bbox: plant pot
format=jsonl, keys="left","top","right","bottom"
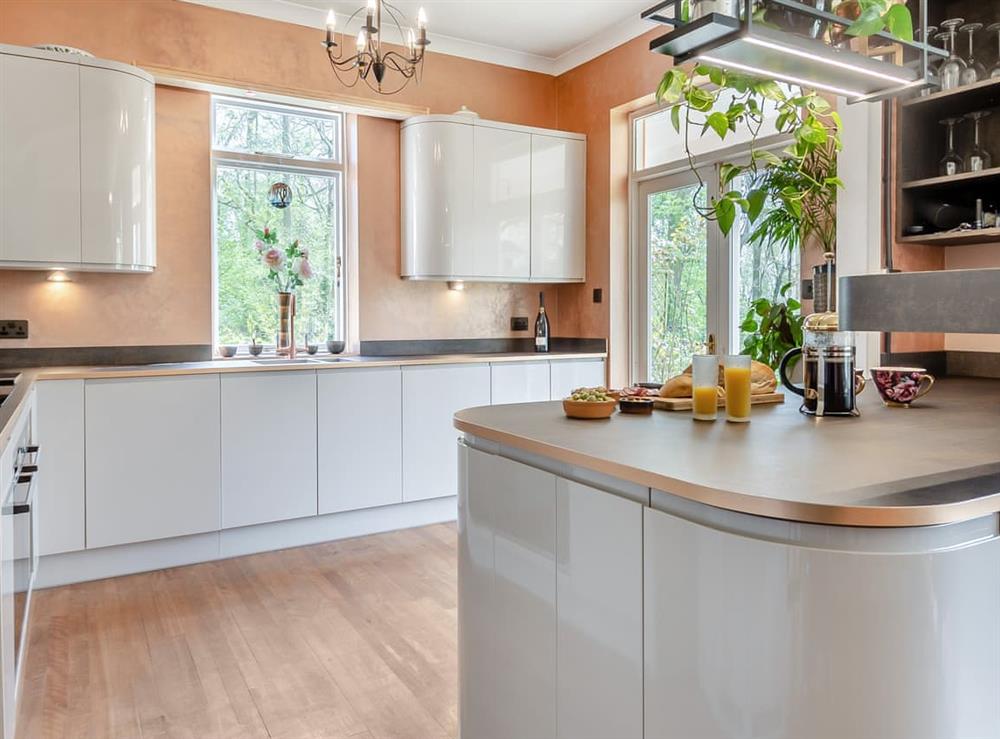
{"left": 248, "top": 343, "right": 264, "bottom": 357}
{"left": 762, "top": 0, "right": 829, "bottom": 39}
{"left": 830, "top": 0, "right": 860, "bottom": 46}
{"left": 276, "top": 291, "right": 296, "bottom": 358}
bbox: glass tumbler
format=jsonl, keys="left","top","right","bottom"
{"left": 724, "top": 355, "right": 752, "bottom": 423}
{"left": 691, "top": 354, "right": 719, "bottom": 421}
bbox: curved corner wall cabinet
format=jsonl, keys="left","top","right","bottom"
{"left": 401, "top": 115, "right": 585, "bottom": 283}
{"left": 0, "top": 44, "right": 155, "bottom": 273}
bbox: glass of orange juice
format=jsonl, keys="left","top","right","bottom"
{"left": 691, "top": 355, "right": 719, "bottom": 421}
{"left": 724, "top": 355, "right": 752, "bottom": 423}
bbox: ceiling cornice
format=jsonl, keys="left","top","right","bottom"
{"left": 179, "top": 0, "right": 651, "bottom": 76}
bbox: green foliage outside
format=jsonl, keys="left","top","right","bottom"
{"left": 214, "top": 102, "right": 342, "bottom": 346}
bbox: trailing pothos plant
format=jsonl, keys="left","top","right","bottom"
{"left": 844, "top": 0, "right": 914, "bottom": 41}
{"left": 655, "top": 64, "right": 844, "bottom": 239}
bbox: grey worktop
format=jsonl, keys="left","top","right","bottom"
{"left": 0, "top": 351, "right": 605, "bottom": 453}
{"left": 454, "top": 378, "right": 1000, "bottom": 527}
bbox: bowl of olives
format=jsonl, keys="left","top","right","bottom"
{"left": 563, "top": 387, "right": 617, "bottom": 419}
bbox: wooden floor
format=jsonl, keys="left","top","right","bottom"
{"left": 17, "top": 524, "right": 458, "bottom": 739}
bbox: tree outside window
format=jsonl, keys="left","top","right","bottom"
{"left": 212, "top": 98, "right": 344, "bottom": 347}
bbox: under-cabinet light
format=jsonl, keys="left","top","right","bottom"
{"left": 46, "top": 269, "right": 72, "bottom": 283}
{"left": 447, "top": 280, "right": 465, "bottom": 291}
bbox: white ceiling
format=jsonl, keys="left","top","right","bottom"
{"left": 182, "top": 0, "right": 657, "bottom": 75}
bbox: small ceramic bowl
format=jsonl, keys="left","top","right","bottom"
{"left": 870, "top": 367, "right": 935, "bottom": 407}
{"left": 306, "top": 344, "right": 319, "bottom": 355}
{"left": 327, "top": 340, "right": 345, "bottom": 355}
{"left": 563, "top": 398, "right": 616, "bottom": 419}
{"left": 619, "top": 397, "right": 654, "bottom": 415}
{"left": 248, "top": 343, "right": 264, "bottom": 357}
{"left": 218, "top": 345, "right": 238, "bottom": 358}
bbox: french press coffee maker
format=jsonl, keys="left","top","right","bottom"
{"left": 778, "top": 253, "right": 865, "bottom": 417}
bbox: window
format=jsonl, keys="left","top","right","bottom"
{"left": 630, "top": 105, "right": 796, "bottom": 383}
{"left": 212, "top": 97, "right": 345, "bottom": 347}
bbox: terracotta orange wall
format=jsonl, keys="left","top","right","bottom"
{"left": 0, "top": 0, "right": 561, "bottom": 347}
{"left": 554, "top": 30, "right": 672, "bottom": 343}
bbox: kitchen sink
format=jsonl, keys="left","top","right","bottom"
{"left": 250, "top": 358, "right": 323, "bottom": 365}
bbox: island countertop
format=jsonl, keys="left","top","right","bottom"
{"left": 454, "top": 377, "right": 1000, "bottom": 527}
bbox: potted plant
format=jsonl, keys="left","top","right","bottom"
{"left": 740, "top": 282, "right": 805, "bottom": 368}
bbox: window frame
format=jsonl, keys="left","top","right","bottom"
{"left": 210, "top": 95, "right": 348, "bottom": 350}
{"left": 627, "top": 102, "right": 793, "bottom": 384}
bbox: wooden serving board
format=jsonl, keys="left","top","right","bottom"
{"left": 652, "top": 392, "right": 785, "bottom": 411}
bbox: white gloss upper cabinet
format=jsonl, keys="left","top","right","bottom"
{"left": 85, "top": 375, "right": 222, "bottom": 549}
{"left": 402, "top": 363, "right": 491, "bottom": 502}
{"left": 0, "top": 51, "right": 81, "bottom": 264}
{"left": 471, "top": 124, "right": 531, "bottom": 280}
{"left": 401, "top": 117, "right": 474, "bottom": 279}
{"left": 401, "top": 114, "right": 585, "bottom": 283}
{"left": 222, "top": 371, "right": 318, "bottom": 529}
{"left": 532, "top": 134, "right": 586, "bottom": 281}
{"left": 0, "top": 45, "right": 154, "bottom": 271}
{"left": 318, "top": 366, "right": 402, "bottom": 514}
{"left": 80, "top": 64, "right": 155, "bottom": 269}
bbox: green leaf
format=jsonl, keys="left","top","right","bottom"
{"left": 706, "top": 111, "right": 730, "bottom": 138}
{"left": 670, "top": 103, "right": 682, "bottom": 133}
{"left": 715, "top": 198, "right": 737, "bottom": 236}
{"left": 656, "top": 69, "right": 686, "bottom": 104}
{"left": 884, "top": 4, "right": 913, "bottom": 41}
{"left": 752, "top": 149, "right": 782, "bottom": 167}
{"left": 747, "top": 188, "right": 767, "bottom": 223}
{"left": 752, "top": 80, "right": 784, "bottom": 101}
{"left": 741, "top": 318, "right": 758, "bottom": 332}
{"left": 708, "top": 67, "right": 726, "bottom": 87}
{"left": 846, "top": 5, "right": 885, "bottom": 37}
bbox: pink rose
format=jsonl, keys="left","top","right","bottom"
{"left": 253, "top": 239, "right": 265, "bottom": 252}
{"left": 262, "top": 248, "right": 285, "bottom": 271}
{"left": 294, "top": 257, "right": 314, "bottom": 280}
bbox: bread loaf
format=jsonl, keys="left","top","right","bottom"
{"left": 658, "top": 359, "right": 777, "bottom": 397}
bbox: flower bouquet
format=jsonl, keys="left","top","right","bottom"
{"left": 253, "top": 226, "right": 314, "bottom": 356}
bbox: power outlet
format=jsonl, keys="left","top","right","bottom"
{"left": 511, "top": 316, "right": 529, "bottom": 331}
{"left": 0, "top": 320, "right": 28, "bottom": 339}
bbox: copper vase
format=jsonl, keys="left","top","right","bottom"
{"left": 277, "top": 291, "right": 296, "bottom": 358}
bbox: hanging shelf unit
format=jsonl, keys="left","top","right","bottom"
{"left": 642, "top": 0, "right": 947, "bottom": 103}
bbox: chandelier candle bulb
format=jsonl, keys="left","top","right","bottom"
{"left": 418, "top": 7, "right": 427, "bottom": 29}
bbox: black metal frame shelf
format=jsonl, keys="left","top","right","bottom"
{"left": 643, "top": 0, "right": 946, "bottom": 102}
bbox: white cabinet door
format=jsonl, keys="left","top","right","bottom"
{"left": 35, "top": 380, "right": 85, "bottom": 555}
{"left": 402, "top": 363, "right": 490, "bottom": 502}
{"left": 85, "top": 375, "right": 221, "bottom": 549}
{"left": 0, "top": 54, "right": 81, "bottom": 264}
{"left": 556, "top": 479, "right": 643, "bottom": 739}
{"left": 490, "top": 361, "right": 550, "bottom": 405}
{"left": 318, "top": 366, "right": 402, "bottom": 514}
{"left": 470, "top": 125, "right": 531, "bottom": 279}
{"left": 401, "top": 120, "right": 474, "bottom": 278}
{"left": 80, "top": 66, "right": 155, "bottom": 268}
{"left": 0, "top": 492, "right": 13, "bottom": 739}
{"left": 531, "top": 134, "right": 585, "bottom": 281}
{"left": 222, "top": 371, "right": 317, "bottom": 529}
{"left": 549, "top": 359, "right": 606, "bottom": 399}
{"left": 493, "top": 455, "right": 557, "bottom": 739}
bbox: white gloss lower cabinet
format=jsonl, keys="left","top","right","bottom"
{"left": 35, "top": 380, "right": 85, "bottom": 555}
{"left": 549, "top": 359, "right": 606, "bottom": 399}
{"left": 318, "top": 367, "right": 402, "bottom": 514}
{"left": 492, "top": 454, "right": 557, "bottom": 739}
{"left": 222, "top": 371, "right": 317, "bottom": 528}
{"left": 490, "top": 361, "right": 550, "bottom": 405}
{"left": 458, "top": 445, "right": 497, "bottom": 739}
{"left": 402, "top": 364, "right": 490, "bottom": 502}
{"left": 85, "top": 375, "right": 221, "bottom": 549}
{"left": 556, "top": 479, "right": 642, "bottom": 739}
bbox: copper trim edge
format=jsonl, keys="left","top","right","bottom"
{"left": 453, "top": 416, "right": 1000, "bottom": 529}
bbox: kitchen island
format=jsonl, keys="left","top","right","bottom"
{"left": 454, "top": 378, "right": 1000, "bottom": 739}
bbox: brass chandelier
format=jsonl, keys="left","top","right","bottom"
{"left": 324, "top": 1, "right": 429, "bottom": 95}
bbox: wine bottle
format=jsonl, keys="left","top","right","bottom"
{"left": 535, "top": 291, "right": 549, "bottom": 353}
